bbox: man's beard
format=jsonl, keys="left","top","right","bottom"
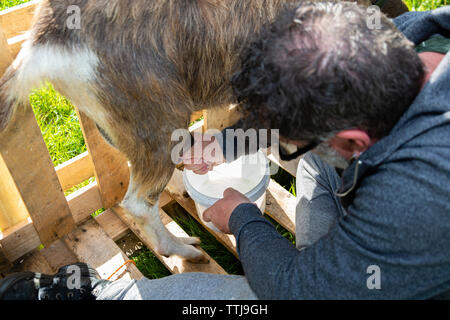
{"left": 313, "top": 143, "right": 351, "bottom": 170}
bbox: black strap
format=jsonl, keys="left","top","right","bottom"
{"left": 278, "top": 141, "right": 319, "bottom": 161}
{"left": 372, "top": 0, "right": 389, "bottom": 9}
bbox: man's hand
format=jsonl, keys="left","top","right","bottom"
{"left": 203, "top": 188, "right": 252, "bottom": 234}
{"left": 180, "top": 133, "right": 225, "bottom": 175}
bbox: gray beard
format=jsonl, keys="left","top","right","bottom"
{"left": 313, "top": 143, "right": 351, "bottom": 170}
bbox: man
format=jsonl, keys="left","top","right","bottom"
{"left": 1, "top": 2, "right": 449, "bottom": 300}
{"left": 184, "top": 2, "right": 450, "bottom": 299}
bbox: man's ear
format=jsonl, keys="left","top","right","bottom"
{"left": 329, "top": 130, "right": 372, "bottom": 159}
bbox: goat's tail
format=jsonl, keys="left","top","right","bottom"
{"left": 0, "top": 43, "right": 42, "bottom": 132}
{"left": 0, "top": 67, "right": 22, "bottom": 132}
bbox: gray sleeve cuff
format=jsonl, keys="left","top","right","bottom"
{"left": 229, "top": 203, "right": 274, "bottom": 255}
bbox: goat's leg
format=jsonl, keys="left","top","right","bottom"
{"left": 121, "top": 171, "right": 207, "bottom": 263}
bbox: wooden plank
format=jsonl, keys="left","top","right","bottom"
{"left": 0, "top": 183, "right": 102, "bottom": 262}
{"left": 190, "top": 110, "right": 204, "bottom": 125}
{"left": 0, "top": 152, "right": 29, "bottom": 231}
{"left": 76, "top": 110, "right": 130, "bottom": 210}
{"left": 0, "top": 28, "right": 29, "bottom": 232}
{"left": 14, "top": 249, "right": 54, "bottom": 274}
{"left": 265, "top": 179, "right": 296, "bottom": 235}
{"left": 56, "top": 151, "right": 95, "bottom": 191}
{"left": 0, "top": 245, "right": 12, "bottom": 275}
{"left": 39, "top": 239, "right": 78, "bottom": 272}
{"left": 67, "top": 181, "right": 103, "bottom": 224}
{"left": 268, "top": 150, "right": 302, "bottom": 178}
{"left": 0, "top": 26, "right": 12, "bottom": 75}
{"left": 0, "top": 187, "right": 169, "bottom": 263}
{"left": 0, "top": 25, "right": 74, "bottom": 250}
{"left": 0, "top": 218, "right": 39, "bottom": 262}
{"left": 0, "top": 104, "right": 75, "bottom": 247}
{"left": 112, "top": 205, "right": 227, "bottom": 275}
{"left": 202, "top": 104, "right": 241, "bottom": 131}
{"left": 7, "top": 33, "right": 27, "bottom": 59}
{"left": 160, "top": 191, "right": 175, "bottom": 208}
{"left": 95, "top": 209, "right": 129, "bottom": 241}
{"left": 0, "top": 0, "right": 39, "bottom": 39}
{"left": 64, "top": 219, "right": 143, "bottom": 281}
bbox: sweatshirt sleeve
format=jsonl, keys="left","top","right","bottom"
{"left": 228, "top": 204, "right": 384, "bottom": 300}
{"left": 228, "top": 181, "right": 450, "bottom": 300}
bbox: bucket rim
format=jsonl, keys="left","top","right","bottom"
{"left": 182, "top": 153, "right": 270, "bottom": 207}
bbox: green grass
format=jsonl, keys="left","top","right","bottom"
{"left": 2, "top": 0, "right": 447, "bottom": 279}
{"left": 30, "top": 83, "right": 87, "bottom": 167}
{"left": 404, "top": 0, "right": 447, "bottom": 10}
{"left": 131, "top": 249, "right": 172, "bottom": 280}
{"left": 0, "top": 0, "right": 28, "bottom": 10}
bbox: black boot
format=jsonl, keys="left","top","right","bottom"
{"left": 0, "top": 263, "right": 111, "bottom": 300}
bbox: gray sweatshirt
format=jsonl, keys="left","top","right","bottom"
{"left": 228, "top": 7, "right": 450, "bottom": 299}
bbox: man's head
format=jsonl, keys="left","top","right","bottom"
{"left": 231, "top": 1, "right": 424, "bottom": 167}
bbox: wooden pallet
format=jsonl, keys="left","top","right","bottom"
{"left": 0, "top": 1, "right": 302, "bottom": 281}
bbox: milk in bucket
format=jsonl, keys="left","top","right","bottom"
{"left": 183, "top": 150, "right": 270, "bottom": 233}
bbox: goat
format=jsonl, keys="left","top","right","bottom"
{"left": 0, "top": 0, "right": 408, "bottom": 262}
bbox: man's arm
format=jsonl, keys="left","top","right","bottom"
{"left": 224, "top": 165, "right": 450, "bottom": 299}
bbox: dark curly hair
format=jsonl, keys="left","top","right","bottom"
{"left": 231, "top": 1, "right": 425, "bottom": 142}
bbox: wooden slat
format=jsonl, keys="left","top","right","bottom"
{"left": 0, "top": 150, "right": 29, "bottom": 231}
{"left": 0, "top": 90, "right": 74, "bottom": 248}
{"left": 14, "top": 249, "right": 54, "bottom": 274}
{"left": 56, "top": 151, "right": 95, "bottom": 191}
{"left": 190, "top": 110, "right": 204, "bottom": 125}
{"left": 202, "top": 104, "right": 241, "bottom": 131}
{"left": 39, "top": 239, "right": 78, "bottom": 272}
{"left": 0, "top": 0, "right": 39, "bottom": 39}
{"left": 0, "top": 218, "right": 40, "bottom": 262}
{"left": 96, "top": 209, "right": 129, "bottom": 241}
{"left": 0, "top": 26, "right": 12, "bottom": 75}
{"left": 0, "top": 183, "right": 102, "bottom": 262}
{"left": 64, "top": 219, "right": 143, "bottom": 281}
{"left": 268, "top": 151, "right": 301, "bottom": 178}
{"left": 112, "top": 205, "right": 227, "bottom": 275}
{"left": 67, "top": 181, "right": 103, "bottom": 224}
{"left": 0, "top": 27, "right": 29, "bottom": 231}
{"left": 7, "top": 33, "right": 27, "bottom": 59}
{"left": 160, "top": 191, "right": 175, "bottom": 208}
{"left": 0, "top": 245, "right": 12, "bottom": 275}
{"left": 76, "top": 110, "right": 130, "bottom": 210}
{"left": 265, "top": 179, "right": 297, "bottom": 235}
{"left": 0, "top": 185, "right": 171, "bottom": 264}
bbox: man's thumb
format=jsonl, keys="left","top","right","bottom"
{"left": 223, "top": 187, "right": 239, "bottom": 198}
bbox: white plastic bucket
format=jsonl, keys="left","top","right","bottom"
{"left": 183, "top": 150, "right": 270, "bottom": 233}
